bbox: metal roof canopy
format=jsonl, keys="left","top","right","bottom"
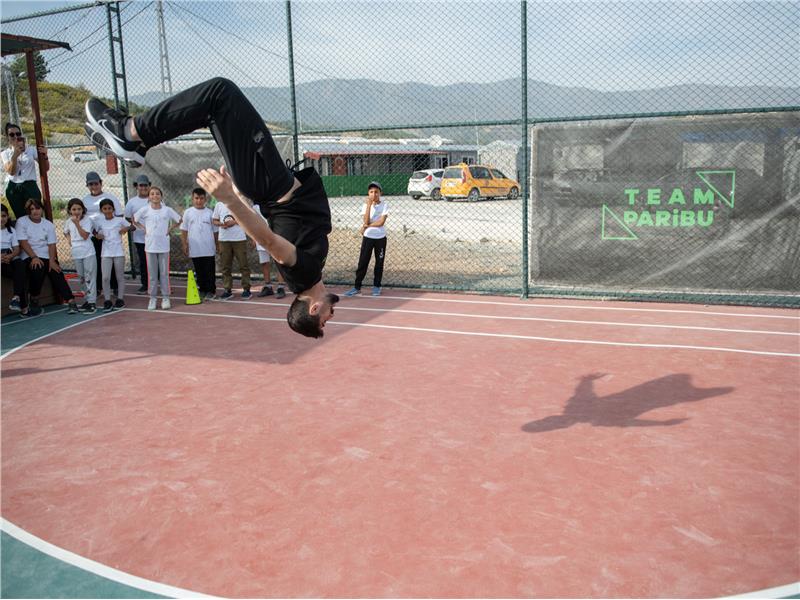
{"left": 1, "top": 33, "right": 71, "bottom": 57}
{"left": 1, "top": 33, "right": 71, "bottom": 223}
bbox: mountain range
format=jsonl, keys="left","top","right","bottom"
{"left": 131, "top": 78, "right": 798, "bottom": 137}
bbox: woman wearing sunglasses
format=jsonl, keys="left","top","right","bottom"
{"left": 1, "top": 123, "right": 46, "bottom": 220}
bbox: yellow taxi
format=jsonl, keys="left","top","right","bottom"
{"left": 440, "top": 163, "right": 520, "bottom": 201}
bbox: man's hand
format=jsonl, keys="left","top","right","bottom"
{"left": 196, "top": 167, "right": 237, "bottom": 205}
{"left": 1, "top": 253, "right": 11, "bottom": 264}
{"left": 30, "top": 257, "right": 44, "bottom": 269}
{"left": 48, "top": 258, "right": 61, "bottom": 273}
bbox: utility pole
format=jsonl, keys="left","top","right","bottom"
{"left": 156, "top": 0, "right": 173, "bottom": 95}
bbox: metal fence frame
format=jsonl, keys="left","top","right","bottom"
{"left": 3, "top": 0, "right": 798, "bottom": 307}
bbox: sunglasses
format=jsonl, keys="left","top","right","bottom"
{"left": 8, "top": 132, "right": 22, "bottom": 138}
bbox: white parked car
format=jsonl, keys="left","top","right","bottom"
{"left": 71, "top": 150, "right": 98, "bottom": 163}
{"left": 407, "top": 169, "right": 444, "bottom": 200}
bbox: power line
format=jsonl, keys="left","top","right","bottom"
{"left": 50, "top": 2, "right": 153, "bottom": 70}
{"left": 163, "top": 1, "right": 476, "bottom": 114}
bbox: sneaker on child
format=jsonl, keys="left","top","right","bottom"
{"left": 80, "top": 302, "right": 97, "bottom": 314}
{"left": 219, "top": 290, "right": 234, "bottom": 301}
{"left": 148, "top": 298, "right": 157, "bottom": 311}
{"left": 258, "top": 285, "right": 274, "bottom": 297}
{"left": 344, "top": 287, "right": 361, "bottom": 297}
{"left": 372, "top": 287, "right": 381, "bottom": 297}
{"left": 114, "top": 299, "right": 125, "bottom": 309}
{"left": 275, "top": 287, "right": 286, "bottom": 299}
{"left": 103, "top": 300, "right": 114, "bottom": 312}
{"left": 8, "top": 297, "right": 21, "bottom": 312}
{"left": 67, "top": 301, "right": 79, "bottom": 314}
{"left": 241, "top": 290, "right": 252, "bottom": 300}
{"left": 161, "top": 297, "right": 171, "bottom": 310}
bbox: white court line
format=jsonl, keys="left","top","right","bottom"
{"left": 121, "top": 308, "right": 800, "bottom": 358}
{"left": 110, "top": 287, "right": 799, "bottom": 336}
{"left": 728, "top": 581, "right": 800, "bottom": 598}
{"left": 0, "top": 306, "right": 68, "bottom": 327}
{"left": 304, "top": 305, "right": 800, "bottom": 337}
{"left": 361, "top": 293, "right": 800, "bottom": 320}
{"left": 1, "top": 519, "right": 217, "bottom": 599}
{"left": 149, "top": 282, "right": 800, "bottom": 320}
{"left": 0, "top": 312, "right": 111, "bottom": 359}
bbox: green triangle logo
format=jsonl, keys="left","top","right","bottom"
{"left": 696, "top": 170, "right": 735, "bottom": 208}
{"left": 601, "top": 204, "right": 638, "bottom": 240}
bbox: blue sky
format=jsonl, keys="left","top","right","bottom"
{"left": 1, "top": 0, "right": 798, "bottom": 100}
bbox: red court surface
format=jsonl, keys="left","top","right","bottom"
{"left": 2, "top": 288, "right": 799, "bottom": 597}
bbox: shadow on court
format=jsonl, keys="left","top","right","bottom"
{"left": 521, "top": 373, "right": 734, "bottom": 433}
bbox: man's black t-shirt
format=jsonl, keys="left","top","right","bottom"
{"left": 259, "top": 167, "right": 331, "bottom": 293}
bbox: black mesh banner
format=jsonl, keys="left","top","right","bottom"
{"left": 530, "top": 112, "right": 800, "bottom": 304}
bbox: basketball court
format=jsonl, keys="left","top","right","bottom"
{"left": 2, "top": 282, "right": 799, "bottom": 597}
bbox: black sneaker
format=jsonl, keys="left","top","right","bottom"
{"left": 84, "top": 99, "right": 146, "bottom": 167}
{"left": 257, "top": 285, "right": 274, "bottom": 297}
{"left": 219, "top": 290, "right": 234, "bottom": 301}
{"left": 114, "top": 299, "right": 125, "bottom": 309}
{"left": 67, "top": 301, "right": 79, "bottom": 314}
{"left": 8, "top": 297, "right": 21, "bottom": 312}
{"left": 103, "top": 300, "right": 114, "bottom": 312}
{"left": 81, "top": 302, "right": 97, "bottom": 314}
{"left": 275, "top": 287, "right": 286, "bottom": 299}
{"left": 20, "top": 305, "right": 42, "bottom": 318}
{"left": 241, "top": 290, "right": 252, "bottom": 300}
{"left": 137, "top": 285, "right": 148, "bottom": 294}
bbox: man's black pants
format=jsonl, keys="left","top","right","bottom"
{"left": 134, "top": 78, "right": 294, "bottom": 207}
{"left": 354, "top": 236, "right": 387, "bottom": 290}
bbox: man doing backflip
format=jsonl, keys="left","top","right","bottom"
{"left": 84, "top": 78, "right": 338, "bottom": 338}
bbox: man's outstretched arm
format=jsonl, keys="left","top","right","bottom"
{"left": 196, "top": 166, "right": 297, "bottom": 267}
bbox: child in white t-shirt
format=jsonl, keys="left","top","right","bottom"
{"left": 63, "top": 198, "right": 98, "bottom": 313}
{"left": 94, "top": 198, "right": 130, "bottom": 311}
{"left": 252, "top": 205, "right": 286, "bottom": 299}
{"left": 134, "top": 186, "right": 181, "bottom": 310}
{"left": 1, "top": 203, "right": 25, "bottom": 312}
{"left": 180, "top": 187, "right": 218, "bottom": 301}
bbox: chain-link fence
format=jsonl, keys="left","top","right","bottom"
{"left": 2, "top": 1, "right": 797, "bottom": 305}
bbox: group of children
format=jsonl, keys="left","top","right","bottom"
{"left": 2, "top": 177, "right": 287, "bottom": 318}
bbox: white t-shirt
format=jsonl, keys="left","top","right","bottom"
{"left": 134, "top": 204, "right": 181, "bottom": 253}
{"left": 1, "top": 226, "right": 18, "bottom": 252}
{"left": 93, "top": 215, "right": 129, "bottom": 258}
{"left": 15, "top": 215, "right": 56, "bottom": 260}
{"left": 62, "top": 216, "right": 96, "bottom": 259}
{"left": 124, "top": 195, "right": 149, "bottom": 244}
{"left": 180, "top": 206, "right": 218, "bottom": 258}
{"left": 363, "top": 201, "right": 389, "bottom": 239}
{"left": 252, "top": 205, "right": 269, "bottom": 254}
{"left": 1, "top": 146, "right": 38, "bottom": 184}
{"left": 212, "top": 202, "right": 246, "bottom": 242}
{"left": 82, "top": 191, "right": 124, "bottom": 218}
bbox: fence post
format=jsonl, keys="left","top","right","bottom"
{"left": 286, "top": 0, "right": 300, "bottom": 164}
{"left": 520, "top": 0, "right": 529, "bottom": 299}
